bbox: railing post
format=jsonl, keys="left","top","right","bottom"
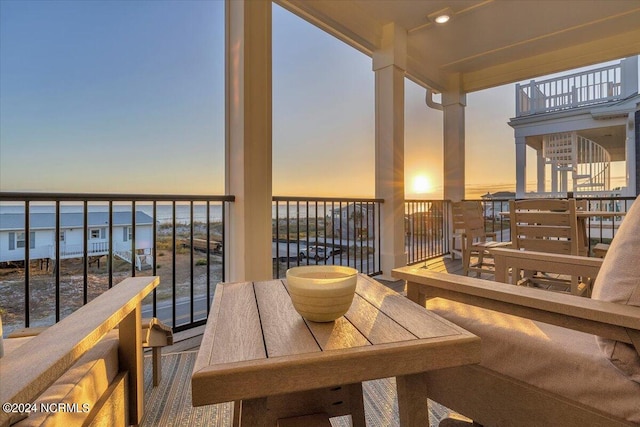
{"left": 528, "top": 80, "right": 537, "bottom": 114}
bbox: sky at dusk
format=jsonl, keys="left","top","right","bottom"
{"left": 0, "top": 0, "right": 630, "bottom": 199}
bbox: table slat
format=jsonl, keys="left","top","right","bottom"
{"left": 194, "top": 282, "right": 224, "bottom": 373}
{"left": 305, "top": 316, "right": 371, "bottom": 350}
{"left": 357, "top": 275, "right": 464, "bottom": 339}
{"left": 345, "top": 293, "right": 415, "bottom": 344}
{"left": 254, "top": 280, "right": 320, "bottom": 357}
{"left": 210, "top": 282, "right": 266, "bottom": 364}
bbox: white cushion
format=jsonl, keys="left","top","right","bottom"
{"left": 427, "top": 298, "right": 640, "bottom": 423}
{"left": 13, "top": 330, "right": 120, "bottom": 427}
{"left": 591, "top": 195, "right": 640, "bottom": 382}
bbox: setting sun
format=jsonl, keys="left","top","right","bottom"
{"left": 412, "top": 174, "right": 432, "bottom": 194}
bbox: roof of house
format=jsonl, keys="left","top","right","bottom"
{"left": 0, "top": 211, "right": 154, "bottom": 231}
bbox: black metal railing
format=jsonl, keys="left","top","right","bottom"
{"left": 575, "top": 196, "right": 635, "bottom": 251}
{"left": 3, "top": 192, "right": 631, "bottom": 336}
{"left": 404, "top": 195, "right": 635, "bottom": 266}
{"left": 476, "top": 198, "right": 512, "bottom": 242}
{"left": 0, "top": 192, "right": 234, "bottom": 335}
{"left": 272, "top": 197, "right": 383, "bottom": 278}
{"left": 405, "top": 199, "right": 450, "bottom": 264}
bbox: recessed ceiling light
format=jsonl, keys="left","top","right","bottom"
{"left": 434, "top": 14, "right": 450, "bottom": 24}
{"left": 428, "top": 7, "right": 454, "bottom": 25}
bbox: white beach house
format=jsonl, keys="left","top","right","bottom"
{"left": 0, "top": 211, "right": 154, "bottom": 269}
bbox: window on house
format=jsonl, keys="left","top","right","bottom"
{"left": 9, "top": 231, "right": 35, "bottom": 250}
{"left": 59, "top": 230, "right": 65, "bottom": 242}
{"left": 16, "top": 232, "right": 25, "bottom": 248}
{"left": 123, "top": 226, "right": 133, "bottom": 242}
{"left": 90, "top": 229, "right": 100, "bottom": 239}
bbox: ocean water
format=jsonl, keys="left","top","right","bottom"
{"left": 0, "top": 202, "right": 221, "bottom": 223}
{"left": 0, "top": 200, "right": 337, "bottom": 225}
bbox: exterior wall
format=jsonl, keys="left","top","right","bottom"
{"left": 34, "top": 230, "right": 55, "bottom": 259}
{"left": 0, "top": 225, "right": 153, "bottom": 263}
{"left": 133, "top": 226, "right": 153, "bottom": 253}
{"left": 0, "top": 230, "right": 53, "bottom": 263}
{"left": 0, "top": 231, "right": 12, "bottom": 262}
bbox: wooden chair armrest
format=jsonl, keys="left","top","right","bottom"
{"left": 6, "top": 326, "right": 49, "bottom": 338}
{"left": 392, "top": 265, "right": 640, "bottom": 346}
{"left": 0, "top": 276, "right": 160, "bottom": 427}
{"left": 489, "top": 247, "right": 603, "bottom": 283}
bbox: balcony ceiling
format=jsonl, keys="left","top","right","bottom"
{"left": 275, "top": 0, "right": 640, "bottom": 93}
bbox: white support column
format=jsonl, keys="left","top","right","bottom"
{"left": 626, "top": 111, "right": 637, "bottom": 196}
{"left": 537, "top": 149, "right": 546, "bottom": 193}
{"left": 373, "top": 23, "right": 407, "bottom": 277}
{"left": 225, "top": 0, "right": 272, "bottom": 281}
{"left": 442, "top": 75, "right": 466, "bottom": 202}
{"left": 560, "top": 170, "right": 568, "bottom": 194}
{"left": 515, "top": 136, "right": 527, "bottom": 198}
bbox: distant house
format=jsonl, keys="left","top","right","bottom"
{"left": 481, "top": 191, "right": 515, "bottom": 200}
{"left": 0, "top": 211, "right": 154, "bottom": 269}
{"left": 481, "top": 192, "right": 515, "bottom": 219}
{"left": 405, "top": 206, "right": 445, "bottom": 238}
{"left": 331, "top": 203, "right": 375, "bottom": 240}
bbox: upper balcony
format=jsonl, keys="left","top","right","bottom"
{"left": 515, "top": 57, "right": 638, "bottom": 117}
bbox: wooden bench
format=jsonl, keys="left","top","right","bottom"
{"left": 0, "top": 276, "right": 159, "bottom": 427}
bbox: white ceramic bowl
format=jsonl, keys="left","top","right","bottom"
{"left": 286, "top": 265, "right": 358, "bottom": 322}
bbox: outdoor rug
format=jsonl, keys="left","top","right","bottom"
{"left": 141, "top": 351, "right": 459, "bottom": 426}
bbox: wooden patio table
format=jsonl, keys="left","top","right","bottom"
{"left": 575, "top": 210, "right": 626, "bottom": 256}
{"left": 191, "top": 274, "right": 480, "bottom": 426}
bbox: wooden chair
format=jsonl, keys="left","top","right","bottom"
{"left": 454, "top": 201, "right": 510, "bottom": 277}
{"left": 509, "top": 198, "right": 580, "bottom": 255}
{"left": 392, "top": 195, "right": 640, "bottom": 427}
{"left": 449, "top": 202, "right": 466, "bottom": 260}
{"left": 509, "top": 198, "right": 587, "bottom": 295}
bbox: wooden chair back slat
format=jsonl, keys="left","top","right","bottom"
{"left": 518, "top": 239, "right": 574, "bottom": 254}
{"left": 515, "top": 225, "right": 573, "bottom": 239}
{"left": 514, "top": 199, "right": 572, "bottom": 211}
{"left": 514, "top": 212, "right": 573, "bottom": 226}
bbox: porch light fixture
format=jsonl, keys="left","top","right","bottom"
{"left": 428, "top": 7, "right": 454, "bottom": 25}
